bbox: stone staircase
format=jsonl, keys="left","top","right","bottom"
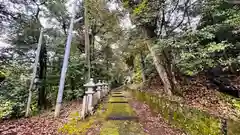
{"left": 99, "top": 90, "right": 145, "bottom": 135}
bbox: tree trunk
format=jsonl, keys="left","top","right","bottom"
{"left": 141, "top": 26, "right": 175, "bottom": 96}
{"left": 38, "top": 43, "right": 47, "bottom": 110}
{"left": 162, "top": 49, "right": 180, "bottom": 95}
{"left": 26, "top": 28, "right": 43, "bottom": 117}
{"left": 84, "top": 0, "right": 91, "bottom": 80}
{"left": 139, "top": 52, "right": 146, "bottom": 82}
{"left": 147, "top": 42, "right": 172, "bottom": 96}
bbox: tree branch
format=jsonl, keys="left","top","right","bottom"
{"left": 166, "top": 0, "right": 195, "bottom": 35}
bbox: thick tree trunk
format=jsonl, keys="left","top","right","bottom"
{"left": 139, "top": 52, "right": 146, "bottom": 82}
{"left": 147, "top": 42, "right": 172, "bottom": 96}
{"left": 141, "top": 26, "right": 175, "bottom": 96}
{"left": 162, "top": 48, "right": 180, "bottom": 95}
{"left": 38, "top": 44, "right": 47, "bottom": 110}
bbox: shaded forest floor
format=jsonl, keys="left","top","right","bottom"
{"left": 139, "top": 75, "right": 240, "bottom": 120}
{"left": 0, "top": 100, "right": 82, "bottom": 135}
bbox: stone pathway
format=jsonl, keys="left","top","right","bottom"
{"left": 99, "top": 90, "right": 145, "bottom": 135}
{"left": 61, "top": 89, "right": 183, "bottom": 135}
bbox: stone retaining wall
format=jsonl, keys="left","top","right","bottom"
{"left": 129, "top": 88, "right": 240, "bottom": 135}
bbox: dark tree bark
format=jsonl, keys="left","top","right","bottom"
{"left": 38, "top": 43, "right": 47, "bottom": 110}
{"left": 140, "top": 51, "right": 146, "bottom": 82}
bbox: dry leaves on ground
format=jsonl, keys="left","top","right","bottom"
{"left": 129, "top": 99, "right": 185, "bottom": 135}
{"left": 141, "top": 75, "right": 239, "bottom": 119}
{"left": 0, "top": 100, "right": 81, "bottom": 135}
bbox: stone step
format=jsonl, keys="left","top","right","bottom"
{"left": 111, "top": 92, "right": 123, "bottom": 94}
{"left": 108, "top": 101, "right": 128, "bottom": 103}
{"left": 111, "top": 95, "right": 125, "bottom": 97}
{"left": 106, "top": 116, "right": 138, "bottom": 121}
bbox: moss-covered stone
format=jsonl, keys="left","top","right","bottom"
{"left": 109, "top": 97, "right": 127, "bottom": 102}
{"left": 100, "top": 120, "right": 146, "bottom": 135}
{"left": 60, "top": 90, "right": 145, "bottom": 135}
{"left": 129, "top": 89, "right": 223, "bottom": 135}
{"left": 107, "top": 102, "right": 135, "bottom": 117}
{"left": 100, "top": 121, "right": 120, "bottom": 135}
{"left": 101, "top": 91, "right": 145, "bottom": 135}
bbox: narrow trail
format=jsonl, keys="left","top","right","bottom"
{"left": 80, "top": 88, "right": 183, "bottom": 135}
{"left": 85, "top": 90, "right": 145, "bottom": 135}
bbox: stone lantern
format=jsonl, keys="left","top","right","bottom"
{"left": 95, "top": 80, "right": 103, "bottom": 101}
{"left": 83, "top": 78, "right": 95, "bottom": 114}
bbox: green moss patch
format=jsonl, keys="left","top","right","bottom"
{"left": 130, "top": 89, "right": 223, "bottom": 135}
{"left": 111, "top": 93, "right": 124, "bottom": 96}
{"left": 58, "top": 104, "right": 107, "bottom": 135}
{"left": 100, "top": 91, "right": 145, "bottom": 135}
{"left": 106, "top": 102, "right": 135, "bottom": 117}
{"left": 59, "top": 90, "right": 145, "bottom": 135}
{"left": 109, "top": 97, "right": 127, "bottom": 102}
{"left": 100, "top": 120, "right": 145, "bottom": 135}
{"left": 100, "top": 121, "right": 120, "bottom": 135}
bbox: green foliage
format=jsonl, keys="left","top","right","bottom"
{"left": 232, "top": 99, "right": 240, "bottom": 110}
{"left": 132, "top": 55, "right": 143, "bottom": 83}
{"left": 177, "top": 0, "right": 240, "bottom": 74}
{"left": 0, "top": 70, "right": 5, "bottom": 78}
{"left": 0, "top": 100, "right": 14, "bottom": 118}
{"left": 133, "top": 0, "right": 148, "bottom": 15}
{"left": 0, "top": 65, "right": 29, "bottom": 118}
{"left": 122, "top": 0, "right": 240, "bottom": 78}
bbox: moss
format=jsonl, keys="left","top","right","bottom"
{"left": 100, "top": 120, "right": 146, "bottom": 135}
{"left": 100, "top": 121, "right": 120, "bottom": 135}
{"left": 60, "top": 90, "right": 146, "bottom": 135}
{"left": 58, "top": 104, "right": 106, "bottom": 135}
{"left": 109, "top": 97, "right": 127, "bottom": 102}
{"left": 107, "top": 103, "right": 135, "bottom": 117}
{"left": 232, "top": 99, "right": 240, "bottom": 110}
{"left": 117, "top": 121, "right": 146, "bottom": 135}
{"left": 227, "top": 119, "right": 240, "bottom": 135}
{"left": 101, "top": 91, "right": 145, "bottom": 135}
{"left": 130, "top": 89, "right": 223, "bottom": 135}
{"left": 133, "top": 0, "right": 148, "bottom": 15}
